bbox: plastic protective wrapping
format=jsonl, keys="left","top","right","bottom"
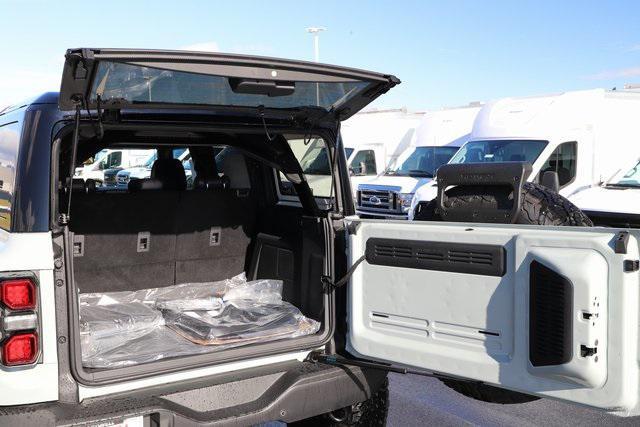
{"left": 79, "top": 274, "right": 320, "bottom": 369}
{"left": 79, "top": 302, "right": 164, "bottom": 361}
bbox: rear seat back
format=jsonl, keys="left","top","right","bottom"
{"left": 175, "top": 149, "right": 256, "bottom": 283}
{"left": 71, "top": 187, "right": 180, "bottom": 293}
{"left": 70, "top": 150, "right": 258, "bottom": 293}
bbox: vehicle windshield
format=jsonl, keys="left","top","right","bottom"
{"left": 449, "top": 139, "right": 548, "bottom": 165}
{"left": 385, "top": 146, "right": 460, "bottom": 178}
{"left": 90, "top": 61, "right": 369, "bottom": 111}
{"left": 608, "top": 160, "right": 640, "bottom": 188}
{"left": 95, "top": 149, "right": 108, "bottom": 161}
{"left": 142, "top": 153, "right": 158, "bottom": 168}
{"left": 344, "top": 147, "right": 354, "bottom": 159}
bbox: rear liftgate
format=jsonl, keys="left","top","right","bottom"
{"left": 334, "top": 164, "right": 640, "bottom": 414}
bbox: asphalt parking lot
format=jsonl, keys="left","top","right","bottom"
{"left": 388, "top": 374, "right": 639, "bottom": 426}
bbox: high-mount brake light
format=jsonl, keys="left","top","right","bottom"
{"left": 0, "top": 278, "right": 36, "bottom": 310}
{"left": 1, "top": 333, "right": 39, "bottom": 366}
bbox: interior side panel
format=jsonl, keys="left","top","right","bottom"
{"left": 250, "top": 204, "right": 326, "bottom": 321}
{"left": 347, "top": 220, "right": 640, "bottom": 411}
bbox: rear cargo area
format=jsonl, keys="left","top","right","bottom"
{"left": 66, "top": 144, "right": 329, "bottom": 372}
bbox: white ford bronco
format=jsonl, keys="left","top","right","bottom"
{"left": 0, "top": 48, "right": 639, "bottom": 426}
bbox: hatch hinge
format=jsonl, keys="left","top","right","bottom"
{"left": 65, "top": 48, "right": 94, "bottom": 80}
{"left": 307, "top": 351, "right": 466, "bottom": 381}
{"left": 580, "top": 345, "right": 598, "bottom": 358}
{"left": 624, "top": 260, "right": 640, "bottom": 273}
{"left": 614, "top": 231, "right": 630, "bottom": 254}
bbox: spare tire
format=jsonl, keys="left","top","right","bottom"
{"left": 414, "top": 181, "right": 593, "bottom": 227}
{"left": 414, "top": 182, "right": 592, "bottom": 404}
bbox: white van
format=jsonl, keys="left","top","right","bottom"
{"left": 342, "top": 109, "right": 425, "bottom": 194}
{"left": 283, "top": 110, "right": 425, "bottom": 199}
{"left": 409, "top": 88, "right": 640, "bottom": 219}
{"left": 356, "top": 104, "right": 481, "bottom": 219}
{"left": 74, "top": 148, "right": 155, "bottom": 184}
{"left": 569, "top": 156, "right": 640, "bottom": 226}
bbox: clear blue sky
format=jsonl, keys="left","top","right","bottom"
{"left": 1, "top": 0, "right": 639, "bottom": 110}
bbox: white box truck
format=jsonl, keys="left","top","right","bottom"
{"left": 410, "top": 88, "right": 640, "bottom": 219}
{"left": 356, "top": 104, "right": 481, "bottom": 219}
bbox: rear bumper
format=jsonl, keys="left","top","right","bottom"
{"left": 0, "top": 360, "right": 386, "bottom": 426}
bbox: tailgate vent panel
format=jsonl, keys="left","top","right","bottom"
{"left": 365, "top": 238, "right": 506, "bottom": 277}
{"left": 529, "top": 260, "right": 573, "bottom": 367}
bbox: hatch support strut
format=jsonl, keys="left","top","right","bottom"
{"left": 58, "top": 102, "right": 82, "bottom": 225}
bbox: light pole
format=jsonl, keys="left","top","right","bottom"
{"left": 306, "top": 27, "right": 325, "bottom": 106}
{"left": 306, "top": 27, "right": 325, "bottom": 62}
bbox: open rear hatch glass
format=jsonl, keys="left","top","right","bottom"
{"left": 59, "top": 48, "right": 399, "bottom": 120}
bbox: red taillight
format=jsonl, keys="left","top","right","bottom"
{"left": 1, "top": 333, "right": 38, "bottom": 366}
{"left": 0, "top": 278, "right": 36, "bottom": 310}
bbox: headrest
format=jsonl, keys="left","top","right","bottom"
{"left": 84, "top": 179, "right": 97, "bottom": 192}
{"left": 220, "top": 149, "right": 251, "bottom": 190}
{"left": 71, "top": 178, "right": 98, "bottom": 193}
{"left": 194, "top": 176, "right": 230, "bottom": 191}
{"left": 128, "top": 179, "right": 164, "bottom": 192}
{"left": 71, "top": 178, "right": 86, "bottom": 192}
{"left": 151, "top": 158, "right": 186, "bottom": 191}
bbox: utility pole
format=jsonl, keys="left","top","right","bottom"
{"left": 306, "top": 27, "right": 326, "bottom": 106}
{"left": 306, "top": 27, "right": 325, "bottom": 62}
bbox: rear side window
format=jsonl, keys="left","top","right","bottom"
{"left": 538, "top": 142, "right": 577, "bottom": 188}
{"left": 277, "top": 137, "right": 333, "bottom": 198}
{"left": 350, "top": 150, "right": 377, "bottom": 176}
{"left": 0, "top": 122, "right": 21, "bottom": 231}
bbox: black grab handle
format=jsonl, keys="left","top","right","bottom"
{"left": 436, "top": 162, "right": 533, "bottom": 224}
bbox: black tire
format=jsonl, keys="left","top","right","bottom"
{"left": 414, "top": 182, "right": 593, "bottom": 227}
{"left": 414, "top": 182, "right": 592, "bottom": 404}
{"left": 290, "top": 377, "right": 389, "bottom": 426}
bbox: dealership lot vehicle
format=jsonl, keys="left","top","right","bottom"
{"left": 341, "top": 108, "right": 425, "bottom": 193}
{"left": 285, "top": 109, "right": 424, "bottom": 200}
{"left": 1, "top": 48, "right": 640, "bottom": 425}
{"left": 410, "top": 88, "right": 640, "bottom": 219}
{"left": 569, "top": 157, "right": 640, "bottom": 228}
{"left": 74, "top": 148, "right": 154, "bottom": 186}
{"left": 357, "top": 104, "right": 480, "bottom": 219}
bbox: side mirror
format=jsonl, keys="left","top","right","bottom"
{"left": 348, "top": 166, "right": 355, "bottom": 176}
{"left": 541, "top": 170, "right": 560, "bottom": 193}
{"left": 98, "top": 162, "right": 105, "bottom": 171}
